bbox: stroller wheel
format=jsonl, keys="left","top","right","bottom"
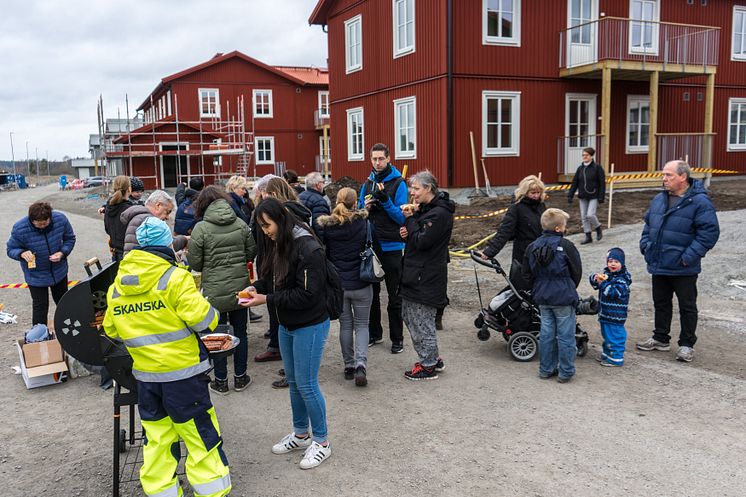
{"left": 576, "top": 340, "right": 588, "bottom": 357}
{"left": 507, "top": 331, "right": 538, "bottom": 362}
{"left": 477, "top": 325, "right": 491, "bottom": 342}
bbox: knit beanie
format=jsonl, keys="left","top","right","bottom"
{"left": 607, "top": 247, "right": 625, "bottom": 266}
{"left": 136, "top": 217, "right": 173, "bottom": 247}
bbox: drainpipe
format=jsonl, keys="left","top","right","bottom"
{"left": 447, "top": 0, "right": 454, "bottom": 187}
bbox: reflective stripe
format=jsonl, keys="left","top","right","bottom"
{"left": 111, "top": 287, "right": 121, "bottom": 299}
{"left": 145, "top": 481, "right": 180, "bottom": 497}
{"left": 123, "top": 328, "right": 192, "bottom": 348}
{"left": 133, "top": 359, "right": 211, "bottom": 383}
{"left": 191, "top": 306, "right": 217, "bottom": 333}
{"left": 157, "top": 266, "right": 176, "bottom": 291}
{"left": 191, "top": 473, "right": 231, "bottom": 496}
{"left": 121, "top": 275, "right": 140, "bottom": 286}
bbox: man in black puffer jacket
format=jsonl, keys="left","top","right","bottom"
{"left": 299, "top": 172, "right": 330, "bottom": 238}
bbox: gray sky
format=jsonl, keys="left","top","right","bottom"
{"left": 0, "top": 0, "right": 328, "bottom": 162}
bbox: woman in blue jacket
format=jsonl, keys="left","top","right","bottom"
{"left": 7, "top": 201, "right": 76, "bottom": 325}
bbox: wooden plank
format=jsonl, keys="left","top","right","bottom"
{"left": 601, "top": 64, "right": 611, "bottom": 174}
{"left": 648, "top": 71, "right": 659, "bottom": 172}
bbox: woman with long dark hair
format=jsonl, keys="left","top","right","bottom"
{"left": 187, "top": 185, "right": 256, "bottom": 394}
{"left": 240, "top": 197, "right": 332, "bottom": 469}
{"left": 104, "top": 175, "right": 131, "bottom": 261}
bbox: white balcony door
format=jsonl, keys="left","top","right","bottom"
{"left": 566, "top": 0, "right": 597, "bottom": 67}
{"left": 565, "top": 94, "right": 597, "bottom": 174}
{"left": 629, "top": 0, "right": 659, "bottom": 55}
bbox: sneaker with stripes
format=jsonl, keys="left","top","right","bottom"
{"left": 271, "top": 432, "right": 312, "bottom": 455}
{"left": 300, "top": 441, "right": 332, "bottom": 469}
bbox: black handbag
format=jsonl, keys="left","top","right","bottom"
{"left": 360, "top": 221, "right": 385, "bottom": 283}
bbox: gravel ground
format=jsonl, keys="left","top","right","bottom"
{"left": 0, "top": 184, "right": 744, "bottom": 497}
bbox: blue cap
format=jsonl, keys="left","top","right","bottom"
{"left": 136, "top": 217, "right": 173, "bottom": 247}
{"left": 607, "top": 247, "right": 625, "bottom": 266}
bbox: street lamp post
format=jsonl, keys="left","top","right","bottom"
{"left": 9, "top": 132, "right": 17, "bottom": 181}
{"left": 46, "top": 150, "right": 50, "bottom": 177}
{"left": 25, "top": 140, "right": 30, "bottom": 177}
{"left": 35, "top": 147, "right": 39, "bottom": 182}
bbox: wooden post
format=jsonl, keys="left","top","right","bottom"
{"left": 607, "top": 163, "right": 615, "bottom": 229}
{"left": 648, "top": 71, "right": 659, "bottom": 172}
{"left": 601, "top": 65, "right": 612, "bottom": 174}
{"left": 322, "top": 125, "right": 330, "bottom": 181}
{"left": 703, "top": 72, "right": 715, "bottom": 188}
{"left": 469, "top": 131, "right": 481, "bottom": 191}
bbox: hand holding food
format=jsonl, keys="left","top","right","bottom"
{"left": 594, "top": 273, "right": 608, "bottom": 283}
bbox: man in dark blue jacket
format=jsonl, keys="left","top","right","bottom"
{"left": 299, "top": 171, "right": 331, "bottom": 238}
{"left": 358, "top": 143, "right": 409, "bottom": 353}
{"left": 7, "top": 201, "right": 76, "bottom": 325}
{"left": 636, "top": 161, "right": 720, "bottom": 363}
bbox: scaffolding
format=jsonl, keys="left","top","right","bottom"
{"left": 96, "top": 93, "right": 255, "bottom": 189}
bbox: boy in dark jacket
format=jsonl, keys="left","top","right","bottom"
{"left": 590, "top": 247, "right": 631, "bottom": 367}
{"left": 522, "top": 208, "right": 582, "bottom": 383}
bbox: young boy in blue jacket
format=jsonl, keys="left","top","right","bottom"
{"left": 522, "top": 208, "right": 582, "bottom": 383}
{"left": 590, "top": 247, "right": 632, "bottom": 367}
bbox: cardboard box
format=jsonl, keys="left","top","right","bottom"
{"left": 22, "top": 334, "right": 64, "bottom": 368}
{"left": 16, "top": 340, "right": 68, "bottom": 389}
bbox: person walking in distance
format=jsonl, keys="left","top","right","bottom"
{"left": 358, "top": 143, "right": 408, "bottom": 354}
{"left": 567, "top": 147, "right": 605, "bottom": 245}
{"left": 636, "top": 160, "right": 719, "bottom": 363}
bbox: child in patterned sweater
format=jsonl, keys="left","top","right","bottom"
{"left": 589, "top": 247, "right": 632, "bottom": 367}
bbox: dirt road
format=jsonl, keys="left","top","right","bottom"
{"left": 0, "top": 184, "right": 744, "bottom": 497}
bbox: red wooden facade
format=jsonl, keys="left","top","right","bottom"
{"left": 311, "top": 0, "right": 746, "bottom": 187}
{"left": 113, "top": 52, "right": 329, "bottom": 190}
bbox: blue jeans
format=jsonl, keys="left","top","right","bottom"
{"left": 538, "top": 305, "right": 577, "bottom": 379}
{"left": 279, "top": 320, "right": 330, "bottom": 443}
{"left": 214, "top": 308, "right": 248, "bottom": 380}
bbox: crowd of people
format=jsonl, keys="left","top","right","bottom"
{"left": 5, "top": 143, "right": 720, "bottom": 494}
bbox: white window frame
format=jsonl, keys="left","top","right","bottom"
{"left": 629, "top": 0, "right": 660, "bottom": 55}
{"left": 727, "top": 98, "right": 746, "bottom": 151}
{"left": 346, "top": 107, "right": 365, "bottom": 161}
{"left": 732, "top": 6, "right": 746, "bottom": 61}
{"left": 255, "top": 136, "right": 275, "bottom": 165}
{"left": 198, "top": 88, "right": 220, "bottom": 118}
{"left": 482, "top": 91, "right": 521, "bottom": 157}
{"left": 393, "top": 96, "right": 417, "bottom": 159}
{"left": 626, "top": 95, "right": 651, "bottom": 154}
{"left": 253, "top": 89, "right": 273, "bottom": 118}
{"left": 318, "top": 91, "right": 330, "bottom": 118}
{"left": 319, "top": 136, "right": 331, "bottom": 163}
{"left": 393, "top": 0, "right": 416, "bottom": 58}
{"left": 345, "top": 15, "right": 363, "bottom": 74}
{"left": 482, "top": 0, "right": 521, "bottom": 47}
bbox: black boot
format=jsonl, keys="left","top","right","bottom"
{"left": 596, "top": 226, "right": 603, "bottom": 241}
{"left": 581, "top": 233, "right": 593, "bottom": 245}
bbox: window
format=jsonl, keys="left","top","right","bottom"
{"left": 629, "top": 0, "right": 659, "bottom": 54}
{"left": 569, "top": 0, "right": 593, "bottom": 44}
{"left": 394, "top": 97, "right": 416, "bottom": 158}
{"left": 482, "top": 91, "right": 520, "bottom": 156}
{"left": 728, "top": 98, "right": 746, "bottom": 150}
{"left": 393, "top": 0, "right": 415, "bottom": 57}
{"left": 732, "top": 6, "right": 746, "bottom": 61}
{"left": 483, "top": 0, "right": 521, "bottom": 46}
{"left": 626, "top": 95, "right": 650, "bottom": 153}
{"left": 346, "top": 107, "right": 364, "bottom": 161}
{"left": 318, "top": 91, "right": 330, "bottom": 117}
{"left": 319, "top": 136, "right": 331, "bottom": 163}
{"left": 253, "top": 90, "right": 273, "bottom": 118}
{"left": 345, "top": 15, "right": 363, "bottom": 73}
{"left": 256, "top": 137, "right": 275, "bottom": 164}
{"left": 199, "top": 88, "right": 219, "bottom": 118}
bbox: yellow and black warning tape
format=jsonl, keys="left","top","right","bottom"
{"left": 453, "top": 207, "right": 508, "bottom": 221}
{"left": 0, "top": 281, "right": 79, "bottom": 289}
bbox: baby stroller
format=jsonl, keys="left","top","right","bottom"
{"left": 470, "top": 251, "right": 597, "bottom": 362}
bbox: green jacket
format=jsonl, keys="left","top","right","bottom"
{"left": 187, "top": 199, "right": 257, "bottom": 312}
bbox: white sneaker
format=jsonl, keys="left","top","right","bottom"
{"left": 299, "top": 441, "right": 332, "bottom": 469}
{"left": 271, "top": 433, "right": 312, "bottom": 455}
{"left": 677, "top": 346, "right": 694, "bottom": 363}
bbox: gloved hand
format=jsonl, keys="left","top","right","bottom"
{"left": 567, "top": 196, "right": 573, "bottom": 204}
{"left": 373, "top": 188, "right": 390, "bottom": 204}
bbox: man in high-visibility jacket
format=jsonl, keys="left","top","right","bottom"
{"left": 103, "top": 217, "right": 231, "bottom": 497}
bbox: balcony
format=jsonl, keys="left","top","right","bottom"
{"left": 559, "top": 17, "right": 719, "bottom": 80}
{"left": 314, "top": 110, "right": 330, "bottom": 129}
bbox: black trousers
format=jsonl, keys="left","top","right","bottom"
{"left": 369, "top": 249, "right": 403, "bottom": 344}
{"left": 28, "top": 277, "right": 68, "bottom": 326}
{"left": 652, "top": 275, "right": 699, "bottom": 348}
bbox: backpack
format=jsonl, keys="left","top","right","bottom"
{"left": 324, "top": 259, "right": 344, "bottom": 320}
{"left": 174, "top": 198, "right": 196, "bottom": 235}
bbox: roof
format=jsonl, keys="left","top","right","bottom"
{"left": 274, "top": 66, "right": 329, "bottom": 85}
{"left": 309, "top": 0, "right": 335, "bottom": 25}
{"left": 71, "top": 159, "right": 95, "bottom": 168}
{"left": 137, "top": 51, "right": 327, "bottom": 110}
{"left": 106, "top": 118, "right": 144, "bottom": 134}
{"left": 112, "top": 116, "right": 220, "bottom": 144}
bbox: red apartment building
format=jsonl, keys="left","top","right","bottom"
{"left": 107, "top": 51, "right": 330, "bottom": 189}
{"left": 310, "top": 0, "right": 746, "bottom": 187}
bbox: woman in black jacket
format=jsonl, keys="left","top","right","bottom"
{"left": 481, "top": 175, "right": 546, "bottom": 269}
{"left": 567, "top": 147, "right": 605, "bottom": 244}
{"left": 104, "top": 175, "right": 132, "bottom": 262}
{"left": 240, "top": 197, "right": 332, "bottom": 469}
{"left": 318, "top": 187, "right": 371, "bottom": 386}
{"left": 399, "top": 171, "right": 455, "bottom": 381}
